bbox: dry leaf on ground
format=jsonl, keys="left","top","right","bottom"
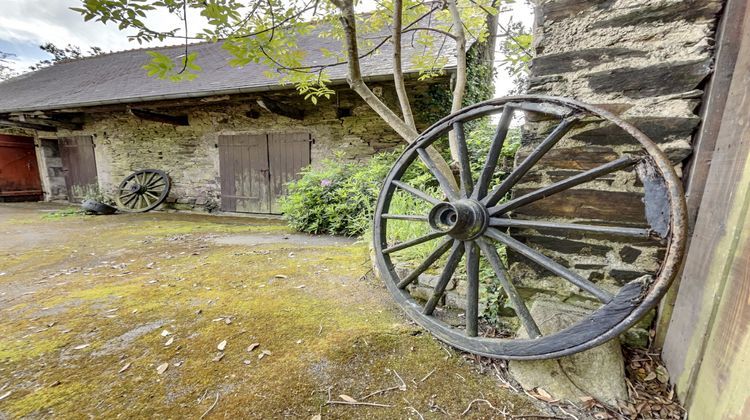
{"left": 247, "top": 343, "right": 260, "bottom": 352}
{"left": 156, "top": 363, "right": 169, "bottom": 374}
{"left": 73, "top": 344, "right": 90, "bottom": 350}
{"left": 217, "top": 340, "right": 227, "bottom": 351}
{"left": 339, "top": 394, "right": 357, "bottom": 403}
{"left": 118, "top": 362, "right": 132, "bottom": 373}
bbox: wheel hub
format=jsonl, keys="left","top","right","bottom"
{"left": 428, "top": 199, "right": 488, "bottom": 240}
{"left": 129, "top": 183, "right": 145, "bottom": 194}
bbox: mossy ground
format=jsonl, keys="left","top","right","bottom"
{"left": 0, "top": 203, "right": 547, "bottom": 419}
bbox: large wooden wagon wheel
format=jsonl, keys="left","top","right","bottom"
{"left": 373, "top": 95, "right": 687, "bottom": 360}
{"left": 115, "top": 169, "right": 171, "bottom": 212}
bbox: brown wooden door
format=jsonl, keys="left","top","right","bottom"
{"left": 59, "top": 136, "right": 98, "bottom": 203}
{"left": 0, "top": 135, "right": 42, "bottom": 201}
{"left": 218, "top": 134, "right": 271, "bottom": 213}
{"left": 219, "top": 133, "right": 310, "bottom": 214}
{"left": 268, "top": 132, "right": 311, "bottom": 213}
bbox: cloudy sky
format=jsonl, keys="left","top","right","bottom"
{"left": 0, "top": 0, "right": 533, "bottom": 95}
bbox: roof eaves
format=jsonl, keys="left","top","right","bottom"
{"left": 0, "top": 67, "right": 456, "bottom": 114}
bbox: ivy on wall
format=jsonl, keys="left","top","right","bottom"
{"left": 413, "top": 39, "right": 496, "bottom": 129}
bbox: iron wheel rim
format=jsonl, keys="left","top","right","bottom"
{"left": 372, "top": 95, "right": 687, "bottom": 360}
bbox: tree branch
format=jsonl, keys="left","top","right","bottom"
{"left": 446, "top": 0, "right": 467, "bottom": 162}
{"left": 392, "top": 0, "right": 417, "bottom": 131}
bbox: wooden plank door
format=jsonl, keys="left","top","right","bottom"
{"left": 0, "top": 135, "right": 42, "bottom": 201}
{"left": 59, "top": 136, "right": 98, "bottom": 203}
{"left": 268, "top": 132, "right": 311, "bottom": 213}
{"left": 218, "top": 134, "right": 271, "bottom": 213}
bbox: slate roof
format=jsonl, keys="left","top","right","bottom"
{"left": 0, "top": 27, "right": 457, "bottom": 113}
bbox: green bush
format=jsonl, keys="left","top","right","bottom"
{"left": 280, "top": 121, "right": 521, "bottom": 238}
{"left": 279, "top": 152, "right": 397, "bottom": 236}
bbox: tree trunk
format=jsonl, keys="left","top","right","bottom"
{"left": 331, "top": 0, "right": 457, "bottom": 191}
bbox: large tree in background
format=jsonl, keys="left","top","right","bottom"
{"left": 29, "top": 43, "right": 104, "bottom": 70}
{"left": 73, "top": 0, "right": 516, "bottom": 180}
{"left": 0, "top": 52, "right": 16, "bottom": 81}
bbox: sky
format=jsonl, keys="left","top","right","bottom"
{"left": 0, "top": 0, "right": 533, "bottom": 96}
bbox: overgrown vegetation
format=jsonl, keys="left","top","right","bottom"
{"left": 281, "top": 120, "right": 520, "bottom": 239}
{"left": 279, "top": 152, "right": 397, "bottom": 236}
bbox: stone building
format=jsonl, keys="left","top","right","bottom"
{"left": 0, "top": 32, "right": 459, "bottom": 213}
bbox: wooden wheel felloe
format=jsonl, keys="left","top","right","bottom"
{"left": 115, "top": 169, "right": 171, "bottom": 212}
{"left": 372, "top": 95, "right": 687, "bottom": 360}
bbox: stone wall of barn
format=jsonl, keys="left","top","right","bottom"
{"left": 502, "top": 0, "right": 723, "bottom": 345}
{"left": 46, "top": 80, "right": 448, "bottom": 212}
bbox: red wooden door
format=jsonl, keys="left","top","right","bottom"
{"left": 0, "top": 135, "right": 42, "bottom": 201}
{"left": 59, "top": 136, "right": 98, "bottom": 203}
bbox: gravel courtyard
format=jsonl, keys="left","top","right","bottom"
{"left": 0, "top": 203, "right": 548, "bottom": 419}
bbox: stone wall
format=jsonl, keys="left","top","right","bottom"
{"left": 34, "top": 79, "right": 449, "bottom": 211}
{"left": 498, "top": 0, "right": 723, "bottom": 345}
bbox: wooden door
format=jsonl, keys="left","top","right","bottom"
{"left": 59, "top": 136, "right": 98, "bottom": 203}
{"left": 218, "top": 134, "right": 271, "bottom": 213}
{"left": 0, "top": 135, "right": 42, "bottom": 201}
{"left": 268, "top": 132, "right": 311, "bottom": 213}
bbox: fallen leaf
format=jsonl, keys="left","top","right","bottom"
{"left": 339, "top": 394, "right": 357, "bottom": 403}
{"left": 156, "top": 363, "right": 169, "bottom": 374}
{"left": 258, "top": 350, "right": 271, "bottom": 359}
{"left": 0, "top": 391, "right": 10, "bottom": 401}
{"left": 533, "top": 387, "right": 557, "bottom": 403}
{"left": 246, "top": 343, "right": 260, "bottom": 352}
{"left": 73, "top": 344, "right": 90, "bottom": 350}
{"left": 217, "top": 340, "right": 227, "bottom": 351}
{"left": 119, "top": 362, "right": 132, "bottom": 373}
{"left": 311, "top": 415, "right": 321, "bottom": 420}
{"left": 274, "top": 274, "right": 288, "bottom": 279}
{"left": 295, "top": 285, "right": 305, "bottom": 289}
{"left": 174, "top": 361, "right": 183, "bottom": 367}
{"left": 47, "top": 321, "right": 57, "bottom": 328}
{"left": 296, "top": 339, "right": 303, "bottom": 344}
{"left": 212, "top": 353, "right": 225, "bottom": 362}
{"left": 225, "top": 318, "right": 232, "bottom": 325}
{"left": 161, "top": 330, "right": 171, "bottom": 337}
{"left": 644, "top": 371, "right": 657, "bottom": 381}
{"left": 49, "top": 380, "right": 61, "bottom": 387}
{"left": 164, "top": 337, "right": 174, "bottom": 346}
{"left": 243, "top": 359, "right": 252, "bottom": 365}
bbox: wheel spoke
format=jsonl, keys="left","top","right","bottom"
{"left": 146, "top": 173, "right": 164, "bottom": 188}
{"left": 453, "top": 122, "right": 473, "bottom": 198}
{"left": 484, "top": 227, "right": 613, "bottom": 303}
{"left": 472, "top": 106, "right": 514, "bottom": 200}
{"left": 482, "top": 116, "right": 580, "bottom": 207}
{"left": 417, "top": 148, "right": 459, "bottom": 201}
{"left": 397, "top": 238, "right": 454, "bottom": 289}
{"left": 489, "top": 218, "right": 651, "bottom": 238}
{"left": 141, "top": 193, "right": 153, "bottom": 208}
{"left": 393, "top": 181, "right": 442, "bottom": 206}
{"left": 122, "top": 193, "right": 138, "bottom": 207}
{"left": 383, "top": 231, "right": 445, "bottom": 255}
{"left": 381, "top": 214, "right": 428, "bottom": 222}
{"left": 144, "top": 190, "right": 160, "bottom": 201}
{"left": 476, "top": 237, "right": 542, "bottom": 339}
{"left": 424, "top": 241, "right": 465, "bottom": 315}
{"left": 489, "top": 155, "right": 638, "bottom": 216}
{"left": 465, "top": 241, "right": 480, "bottom": 337}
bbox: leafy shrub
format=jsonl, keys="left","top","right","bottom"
{"left": 279, "top": 152, "right": 397, "bottom": 236}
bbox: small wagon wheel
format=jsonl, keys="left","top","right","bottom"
{"left": 372, "top": 95, "right": 687, "bottom": 360}
{"left": 115, "top": 169, "right": 171, "bottom": 213}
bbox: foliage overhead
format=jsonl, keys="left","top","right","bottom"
{"left": 72, "top": 0, "right": 500, "bottom": 97}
